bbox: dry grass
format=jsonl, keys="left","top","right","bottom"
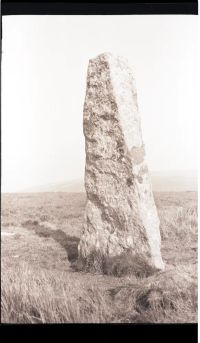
{"left": 108, "top": 266, "right": 197, "bottom": 323}
{"left": 1, "top": 191, "right": 198, "bottom": 323}
{"left": 1, "top": 262, "right": 114, "bottom": 323}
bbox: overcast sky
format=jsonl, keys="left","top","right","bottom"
{"left": 2, "top": 15, "right": 198, "bottom": 192}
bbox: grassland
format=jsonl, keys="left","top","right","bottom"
{"left": 1, "top": 191, "right": 198, "bottom": 323}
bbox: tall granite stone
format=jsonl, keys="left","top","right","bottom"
{"left": 78, "top": 53, "right": 164, "bottom": 273}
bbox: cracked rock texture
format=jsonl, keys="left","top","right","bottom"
{"left": 78, "top": 53, "right": 164, "bottom": 272}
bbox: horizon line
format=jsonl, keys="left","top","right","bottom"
{"left": 1, "top": 169, "right": 198, "bottom": 194}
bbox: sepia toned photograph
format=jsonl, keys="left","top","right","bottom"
{"left": 1, "top": 13, "right": 198, "bottom": 324}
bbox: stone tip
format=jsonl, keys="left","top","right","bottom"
{"left": 95, "top": 52, "right": 113, "bottom": 59}
{"left": 88, "top": 52, "right": 112, "bottom": 63}
{"left": 89, "top": 52, "right": 131, "bottom": 69}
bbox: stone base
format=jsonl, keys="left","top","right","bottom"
{"left": 76, "top": 249, "right": 161, "bottom": 277}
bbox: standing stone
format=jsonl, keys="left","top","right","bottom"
{"left": 78, "top": 53, "right": 164, "bottom": 273}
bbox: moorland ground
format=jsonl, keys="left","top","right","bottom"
{"left": 1, "top": 191, "right": 198, "bottom": 323}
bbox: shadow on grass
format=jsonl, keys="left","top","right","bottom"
{"left": 22, "top": 220, "right": 80, "bottom": 264}
{"left": 21, "top": 220, "right": 158, "bottom": 278}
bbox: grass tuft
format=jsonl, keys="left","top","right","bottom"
{"left": 110, "top": 268, "right": 197, "bottom": 323}
{"left": 75, "top": 251, "right": 157, "bottom": 277}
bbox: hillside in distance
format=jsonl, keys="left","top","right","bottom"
{"left": 151, "top": 170, "right": 197, "bottom": 192}
{"left": 20, "top": 170, "right": 197, "bottom": 193}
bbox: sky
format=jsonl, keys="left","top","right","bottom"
{"left": 2, "top": 15, "right": 198, "bottom": 192}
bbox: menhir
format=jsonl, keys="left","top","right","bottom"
{"left": 78, "top": 53, "right": 164, "bottom": 274}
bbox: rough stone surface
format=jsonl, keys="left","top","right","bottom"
{"left": 78, "top": 53, "right": 164, "bottom": 272}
